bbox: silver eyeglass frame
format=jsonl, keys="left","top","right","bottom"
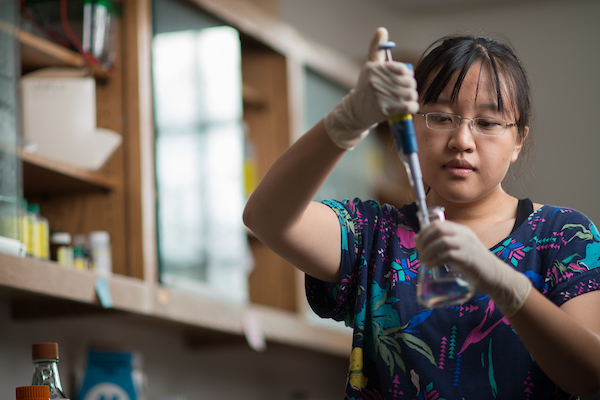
{"left": 415, "top": 112, "right": 517, "bottom": 136}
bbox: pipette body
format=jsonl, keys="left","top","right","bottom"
{"left": 379, "top": 42, "right": 429, "bottom": 225}
{"left": 388, "top": 115, "right": 428, "bottom": 224}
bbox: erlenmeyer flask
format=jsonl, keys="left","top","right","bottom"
{"left": 416, "top": 206, "right": 475, "bottom": 308}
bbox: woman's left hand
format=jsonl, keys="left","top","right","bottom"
{"left": 414, "top": 220, "right": 532, "bottom": 316}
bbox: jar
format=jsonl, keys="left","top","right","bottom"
{"left": 50, "top": 232, "right": 73, "bottom": 267}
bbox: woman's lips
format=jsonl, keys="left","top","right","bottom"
{"left": 444, "top": 159, "right": 474, "bottom": 177}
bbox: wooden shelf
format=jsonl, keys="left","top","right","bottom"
{"left": 0, "top": 252, "right": 150, "bottom": 313}
{"left": 19, "top": 29, "right": 110, "bottom": 78}
{"left": 22, "top": 151, "right": 121, "bottom": 195}
{"left": 19, "top": 30, "right": 85, "bottom": 69}
{"left": 16, "top": 29, "right": 121, "bottom": 196}
{"left": 2, "top": 0, "right": 360, "bottom": 363}
{"left": 0, "top": 252, "right": 352, "bottom": 357}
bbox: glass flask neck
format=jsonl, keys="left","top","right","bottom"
{"left": 417, "top": 206, "right": 445, "bottom": 228}
{"left": 32, "top": 359, "right": 67, "bottom": 399}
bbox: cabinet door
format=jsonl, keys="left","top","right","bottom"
{"left": 0, "top": 0, "right": 21, "bottom": 240}
{"left": 152, "top": 0, "right": 248, "bottom": 301}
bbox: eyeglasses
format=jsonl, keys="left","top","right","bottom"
{"left": 416, "top": 112, "right": 517, "bottom": 136}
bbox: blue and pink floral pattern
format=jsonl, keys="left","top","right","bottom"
{"left": 307, "top": 199, "right": 600, "bottom": 399}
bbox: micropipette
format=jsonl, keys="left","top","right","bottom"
{"left": 379, "top": 41, "right": 430, "bottom": 225}
{"left": 379, "top": 42, "right": 476, "bottom": 306}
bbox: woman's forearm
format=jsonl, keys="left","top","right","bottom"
{"left": 509, "top": 289, "right": 600, "bottom": 397}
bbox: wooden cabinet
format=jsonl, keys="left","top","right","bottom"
{"left": 0, "top": 0, "right": 359, "bottom": 358}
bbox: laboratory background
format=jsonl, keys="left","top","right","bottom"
{"left": 1, "top": 0, "right": 599, "bottom": 399}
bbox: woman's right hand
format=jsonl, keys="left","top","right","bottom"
{"left": 324, "top": 27, "right": 419, "bottom": 149}
{"left": 244, "top": 27, "right": 419, "bottom": 284}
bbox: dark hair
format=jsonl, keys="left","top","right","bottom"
{"left": 415, "top": 34, "right": 532, "bottom": 167}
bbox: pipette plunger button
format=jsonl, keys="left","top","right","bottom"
{"left": 378, "top": 41, "right": 396, "bottom": 50}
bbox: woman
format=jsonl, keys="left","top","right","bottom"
{"left": 243, "top": 27, "right": 600, "bottom": 399}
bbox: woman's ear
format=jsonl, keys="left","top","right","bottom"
{"left": 510, "top": 125, "right": 529, "bottom": 163}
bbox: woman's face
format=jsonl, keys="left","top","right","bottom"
{"left": 414, "top": 62, "right": 525, "bottom": 205}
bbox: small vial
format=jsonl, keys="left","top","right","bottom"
{"left": 26, "top": 203, "right": 47, "bottom": 259}
{"left": 72, "top": 234, "right": 89, "bottom": 271}
{"left": 416, "top": 206, "right": 475, "bottom": 308}
{"left": 24, "top": 202, "right": 37, "bottom": 257}
{"left": 89, "top": 231, "right": 112, "bottom": 276}
{"left": 19, "top": 199, "right": 30, "bottom": 253}
{"left": 34, "top": 213, "right": 50, "bottom": 260}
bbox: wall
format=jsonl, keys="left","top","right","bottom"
{"left": 280, "top": 0, "right": 600, "bottom": 225}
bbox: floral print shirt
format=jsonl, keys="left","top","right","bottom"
{"left": 306, "top": 199, "right": 600, "bottom": 400}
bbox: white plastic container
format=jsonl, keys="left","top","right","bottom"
{"left": 20, "top": 67, "right": 122, "bottom": 171}
{"left": 0, "top": 235, "right": 26, "bottom": 257}
{"left": 89, "top": 231, "right": 112, "bottom": 276}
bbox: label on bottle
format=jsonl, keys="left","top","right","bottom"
{"left": 79, "top": 349, "right": 138, "bottom": 400}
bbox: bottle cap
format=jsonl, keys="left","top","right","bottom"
{"left": 73, "top": 234, "right": 87, "bottom": 248}
{"left": 27, "top": 203, "right": 40, "bottom": 215}
{"left": 16, "top": 385, "right": 50, "bottom": 400}
{"left": 32, "top": 342, "right": 59, "bottom": 360}
{"left": 50, "top": 232, "right": 72, "bottom": 245}
{"left": 89, "top": 231, "right": 110, "bottom": 245}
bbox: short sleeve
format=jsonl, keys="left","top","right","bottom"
{"left": 305, "top": 198, "right": 379, "bottom": 328}
{"left": 544, "top": 209, "right": 600, "bottom": 306}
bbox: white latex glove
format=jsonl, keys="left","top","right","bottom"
{"left": 415, "top": 220, "right": 532, "bottom": 317}
{"left": 324, "top": 27, "right": 419, "bottom": 149}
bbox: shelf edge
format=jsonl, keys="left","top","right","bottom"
{"left": 0, "top": 253, "right": 151, "bottom": 314}
{"left": 22, "top": 151, "right": 121, "bottom": 191}
{"left": 0, "top": 254, "right": 352, "bottom": 357}
{"left": 19, "top": 29, "right": 85, "bottom": 68}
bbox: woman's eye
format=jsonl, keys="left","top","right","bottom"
{"left": 432, "top": 114, "right": 453, "bottom": 124}
{"left": 476, "top": 118, "right": 503, "bottom": 130}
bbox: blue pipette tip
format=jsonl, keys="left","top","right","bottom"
{"left": 379, "top": 41, "right": 396, "bottom": 50}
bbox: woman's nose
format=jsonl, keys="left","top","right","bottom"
{"left": 448, "top": 119, "right": 475, "bottom": 152}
